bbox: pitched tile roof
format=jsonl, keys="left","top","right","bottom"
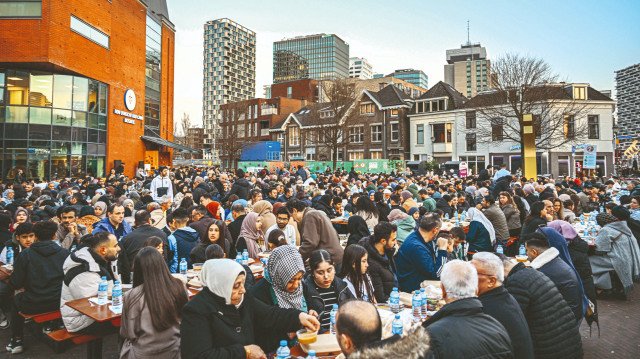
{"left": 417, "top": 81, "right": 468, "bottom": 109}
{"left": 362, "top": 84, "right": 412, "bottom": 109}
{"left": 463, "top": 84, "right": 614, "bottom": 108}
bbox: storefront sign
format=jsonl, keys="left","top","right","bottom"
{"left": 123, "top": 118, "right": 135, "bottom": 125}
{"left": 114, "top": 109, "right": 143, "bottom": 120}
{"left": 459, "top": 161, "right": 468, "bottom": 177}
{"left": 583, "top": 144, "right": 597, "bottom": 169}
{"left": 509, "top": 144, "right": 522, "bottom": 151}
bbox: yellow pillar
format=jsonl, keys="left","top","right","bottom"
{"left": 522, "top": 114, "right": 537, "bottom": 179}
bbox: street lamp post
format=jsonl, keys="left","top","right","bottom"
{"left": 612, "top": 124, "right": 619, "bottom": 176}
{"left": 430, "top": 136, "right": 436, "bottom": 162}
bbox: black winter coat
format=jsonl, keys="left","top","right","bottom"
{"left": 359, "top": 237, "right": 396, "bottom": 303}
{"left": 504, "top": 263, "right": 583, "bottom": 359}
{"left": 535, "top": 253, "right": 583, "bottom": 321}
{"left": 180, "top": 287, "right": 302, "bottom": 359}
{"left": 520, "top": 217, "right": 547, "bottom": 242}
{"left": 190, "top": 238, "right": 236, "bottom": 264}
{"left": 250, "top": 279, "right": 302, "bottom": 353}
{"left": 118, "top": 224, "right": 167, "bottom": 284}
{"left": 435, "top": 198, "right": 454, "bottom": 218}
{"left": 222, "top": 178, "right": 252, "bottom": 202}
{"left": 10, "top": 241, "right": 69, "bottom": 307}
{"left": 193, "top": 182, "right": 217, "bottom": 204}
{"left": 479, "top": 286, "right": 534, "bottom": 359}
{"left": 422, "top": 297, "right": 513, "bottom": 359}
{"left": 568, "top": 237, "right": 597, "bottom": 306}
{"left": 227, "top": 215, "right": 245, "bottom": 246}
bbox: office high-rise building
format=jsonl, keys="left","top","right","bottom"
{"left": 444, "top": 43, "right": 490, "bottom": 98}
{"left": 203, "top": 18, "right": 256, "bottom": 149}
{"left": 615, "top": 64, "right": 640, "bottom": 150}
{"left": 387, "top": 69, "right": 429, "bottom": 89}
{"left": 273, "top": 34, "right": 349, "bottom": 83}
{"left": 349, "top": 57, "right": 374, "bottom": 79}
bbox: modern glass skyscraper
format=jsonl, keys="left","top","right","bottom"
{"left": 387, "top": 69, "right": 428, "bottom": 89}
{"left": 444, "top": 43, "right": 490, "bottom": 98}
{"left": 203, "top": 18, "right": 256, "bottom": 151}
{"left": 273, "top": 34, "right": 349, "bottom": 83}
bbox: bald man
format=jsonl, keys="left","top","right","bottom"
{"left": 336, "top": 300, "right": 431, "bottom": 358}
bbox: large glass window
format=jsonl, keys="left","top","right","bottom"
{"left": 416, "top": 124, "right": 424, "bottom": 145}
{"left": 433, "top": 123, "right": 445, "bottom": 143}
{"left": 0, "top": 1, "right": 42, "bottom": 18}
{"left": 70, "top": 15, "right": 110, "bottom": 49}
{"left": 29, "top": 107, "right": 51, "bottom": 124}
{"left": 145, "top": 15, "right": 162, "bottom": 131}
{"left": 53, "top": 75, "right": 73, "bottom": 109}
{"left": 72, "top": 77, "right": 88, "bottom": 111}
{"left": 98, "top": 83, "right": 107, "bottom": 114}
{"left": 72, "top": 111, "right": 87, "bottom": 127}
{"left": 29, "top": 72, "right": 52, "bottom": 107}
{"left": 588, "top": 115, "right": 599, "bottom": 139}
{"left": 0, "top": 71, "right": 5, "bottom": 106}
{"left": 6, "top": 70, "right": 29, "bottom": 105}
{"left": 53, "top": 109, "right": 71, "bottom": 126}
{"left": 87, "top": 80, "right": 98, "bottom": 113}
{"left": 5, "top": 106, "right": 28, "bottom": 123}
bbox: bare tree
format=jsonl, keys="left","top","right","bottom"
{"left": 174, "top": 113, "right": 191, "bottom": 146}
{"left": 304, "top": 79, "right": 360, "bottom": 170}
{"left": 466, "top": 53, "right": 592, "bottom": 154}
{"left": 218, "top": 102, "right": 247, "bottom": 169}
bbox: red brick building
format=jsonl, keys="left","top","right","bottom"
{"left": 271, "top": 79, "right": 319, "bottom": 102}
{"left": 0, "top": 0, "right": 185, "bottom": 180}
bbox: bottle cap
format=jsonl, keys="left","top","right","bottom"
{"left": 101, "top": 276, "right": 107, "bottom": 280}
{"left": 332, "top": 304, "right": 338, "bottom": 309}
{"left": 392, "top": 287, "right": 398, "bottom": 291}
{"left": 395, "top": 314, "right": 400, "bottom": 319}
{"left": 280, "top": 340, "right": 287, "bottom": 346}
{"left": 309, "top": 350, "right": 316, "bottom": 355}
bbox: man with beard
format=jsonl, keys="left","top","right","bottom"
{"left": 60, "top": 232, "right": 121, "bottom": 335}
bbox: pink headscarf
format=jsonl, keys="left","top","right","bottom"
{"left": 239, "top": 212, "right": 264, "bottom": 258}
{"left": 547, "top": 220, "right": 579, "bottom": 241}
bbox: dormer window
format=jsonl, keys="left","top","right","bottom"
{"left": 573, "top": 86, "right": 587, "bottom": 100}
{"left": 360, "top": 103, "right": 375, "bottom": 115}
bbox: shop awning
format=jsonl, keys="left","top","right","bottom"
{"left": 141, "top": 135, "right": 199, "bottom": 153}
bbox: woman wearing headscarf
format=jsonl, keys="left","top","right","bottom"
{"left": 611, "top": 205, "right": 640, "bottom": 247}
{"left": 354, "top": 197, "right": 379, "bottom": 230}
{"left": 346, "top": 215, "right": 370, "bottom": 248}
{"left": 520, "top": 201, "right": 548, "bottom": 242}
{"left": 10, "top": 207, "right": 30, "bottom": 232}
{"left": 93, "top": 201, "right": 107, "bottom": 219}
{"left": 251, "top": 246, "right": 316, "bottom": 352}
{"left": 180, "top": 259, "right": 320, "bottom": 359}
{"left": 236, "top": 212, "right": 264, "bottom": 258}
{"left": 589, "top": 213, "right": 640, "bottom": 299}
{"left": 252, "top": 200, "right": 276, "bottom": 233}
{"left": 547, "top": 220, "right": 597, "bottom": 307}
{"left": 1, "top": 189, "right": 14, "bottom": 206}
{"left": 465, "top": 207, "right": 495, "bottom": 257}
{"left": 388, "top": 209, "right": 415, "bottom": 245}
{"left": 464, "top": 186, "right": 476, "bottom": 207}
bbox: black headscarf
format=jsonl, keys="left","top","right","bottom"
{"left": 346, "top": 215, "right": 370, "bottom": 247}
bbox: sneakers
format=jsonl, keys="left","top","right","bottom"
{"left": 6, "top": 338, "right": 23, "bottom": 354}
{"left": 0, "top": 314, "right": 9, "bottom": 330}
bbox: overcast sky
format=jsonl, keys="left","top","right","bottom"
{"left": 167, "top": 0, "right": 640, "bottom": 127}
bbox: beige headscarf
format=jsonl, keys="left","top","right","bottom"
{"left": 252, "top": 200, "right": 276, "bottom": 231}
{"left": 200, "top": 259, "right": 246, "bottom": 307}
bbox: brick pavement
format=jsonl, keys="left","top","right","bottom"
{"left": 0, "top": 289, "right": 638, "bottom": 358}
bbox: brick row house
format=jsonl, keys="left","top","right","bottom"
{"left": 270, "top": 84, "right": 414, "bottom": 162}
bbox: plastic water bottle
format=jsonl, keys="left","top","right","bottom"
{"left": 461, "top": 211, "right": 467, "bottom": 221}
{"left": 97, "top": 276, "right": 108, "bottom": 305}
{"left": 600, "top": 205, "right": 605, "bottom": 213}
{"left": 580, "top": 214, "right": 585, "bottom": 225}
{"left": 179, "top": 258, "right": 187, "bottom": 275}
{"left": 329, "top": 304, "right": 338, "bottom": 334}
{"left": 111, "top": 280, "right": 123, "bottom": 313}
{"left": 420, "top": 288, "right": 428, "bottom": 320}
{"left": 496, "top": 245, "right": 504, "bottom": 255}
{"left": 519, "top": 244, "right": 526, "bottom": 256}
{"left": 444, "top": 213, "right": 449, "bottom": 220}
{"left": 5, "top": 246, "right": 13, "bottom": 266}
{"left": 389, "top": 287, "right": 400, "bottom": 313}
{"left": 412, "top": 290, "right": 422, "bottom": 323}
{"left": 235, "top": 254, "right": 243, "bottom": 264}
{"left": 306, "top": 349, "right": 317, "bottom": 359}
{"left": 392, "top": 314, "right": 403, "bottom": 336}
{"left": 242, "top": 250, "right": 249, "bottom": 266}
{"left": 276, "top": 340, "right": 290, "bottom": 359}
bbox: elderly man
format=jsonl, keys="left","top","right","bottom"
{"left": 335, "top": 300, "right": 430, "bottom": 359}
{"left": 422, "top": 260, "right": 512, "bottom": 358}
{"left": 55, "top": 206, "right": 87, "bottom": 250}
{"left": 472, "top": 253, "right": 534, "bottom": 359}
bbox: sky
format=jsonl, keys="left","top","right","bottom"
{"left": 167, "top": 0, "right": 640, "bottom": 128}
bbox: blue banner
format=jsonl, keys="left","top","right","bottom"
{"left": 583, "top": 144, "right": 597, "bottom": 169}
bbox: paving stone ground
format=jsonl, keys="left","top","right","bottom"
{"left": 0, "top": 288, "right": 638, "bottom": 358}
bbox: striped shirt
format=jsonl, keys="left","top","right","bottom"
{"left": 316, "top": 286, "right": 338, "bottom": 332}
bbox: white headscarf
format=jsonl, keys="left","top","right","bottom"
{"left": 467, "top": 208, "right": 496, "bottom": 244}
{"left": 200, "top": 259, "right": 246, "bottom": 307}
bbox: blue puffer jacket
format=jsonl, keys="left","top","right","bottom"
{"left": 91, "top": 217, "right": 132, "bottom": 240}
{"left": 395, "top": 230, "right": 448, "bottom": 292}
{"left": 466, "top": 221, "right": 493, "bottom": 253}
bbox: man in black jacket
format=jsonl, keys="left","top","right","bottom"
{"left": 118, "top": 210, "right": 167, "bottom": 284}
{"left": 526, "top": 233, "right": 583, "bottom": 322}
{"left": 422, "top": 260, "right": 513, "bottom": 359}
{"left": 222, "top": 169, "right": 251, "bottom": 202}
{"left": 472, "top": 253, "right": 534, "bottom": 359}
{"left": 7, "top": 221, "right": 70, "bottom": 354}
{"left": 359, "top": 222, "right": 397, "bottom": 303}
{"left": 227, "top": 203, "right": 246, "bottom": 246}
{"left": 502, "top": 257, "right": 583, "bottom": 359}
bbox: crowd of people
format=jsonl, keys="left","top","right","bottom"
{"left": 0, "top": 163, "right": 639, "bottom": 358}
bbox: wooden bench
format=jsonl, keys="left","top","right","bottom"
{"left": 47, "top": 328, "right": 99, "bottom": 345}
{"left": 19, "top": 310, "right": 61, "bottom": 324}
